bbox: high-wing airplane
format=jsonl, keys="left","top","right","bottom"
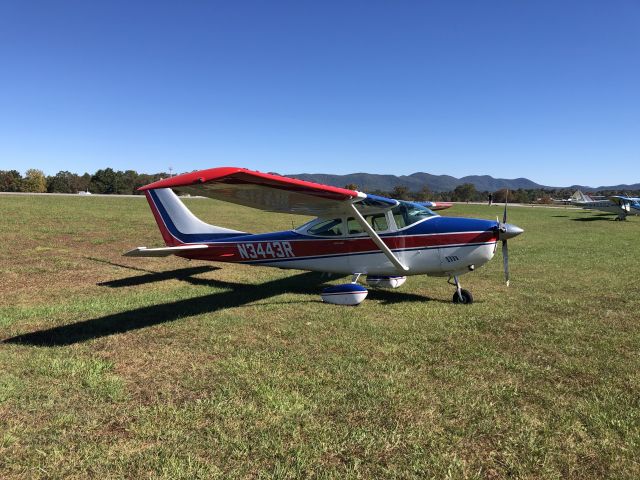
{"left": 125, "top": 167, "right": 523, "bottom": 305}
{"left": 415, "top": 201, "right": 453, "bottom": 211}
{"left": 571, "top": 191, "right": 640, "bottom": 221}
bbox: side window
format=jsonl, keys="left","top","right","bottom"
{"left": 346, "top": 214, "right": 389, "bottom": 235}
{"left": 367, "top": 213, "right": 388, "bottom": 232}
{"left": 346, "top": 217, "right": 364, "bottom": 235}
{"left": 308, "top": 218, "right": 344, "bottom": 236}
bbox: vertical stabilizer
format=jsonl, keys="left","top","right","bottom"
{"left": 144, "top": 188, "right": 245, "bottom": 246}
{"left": 571, "top": 190, "right": 594, "bottom": 203}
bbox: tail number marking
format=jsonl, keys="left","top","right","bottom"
{"left": 237, "top": 241, "right": 294, "bottom": 260}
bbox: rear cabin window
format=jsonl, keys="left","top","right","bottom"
{"left": 307, "top": 218, "right": 344, "bottom": 236}
{"left": 346, "top": 213, "right": 389, "bottom": 236}
{"left": 346, "top": 217, "right": 364, "bottom": 235}
{"left": 368, "top": 213, "right": 389, "bottom": 231}
{"left": 392, "top": 202, "right": 435, "bottom": 229}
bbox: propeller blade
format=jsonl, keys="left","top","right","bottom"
{"left": 502, "top": 239, "right": 510, "bottom": 287}
{"left": 503, "top": 189, "right": 509, "bottom": 224}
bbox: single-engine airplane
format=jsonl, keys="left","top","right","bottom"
{"left": 125, "top": 167, "right": 524, "bottom": 305}
{"left": 415, "top": 201, "right": 453, "bottom": 211}
{"left": 571, "top": 191, "right": 640, "bottom": 221}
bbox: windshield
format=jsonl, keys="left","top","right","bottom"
{"left": 391, "top": 201, "right": 436, "bottom": 229}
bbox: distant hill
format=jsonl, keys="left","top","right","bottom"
{"left": 567, "top": 183, "right": 640, "bottom": 192}
{"left": 288, "top": 172, "right": 640, "bottom": 193}
{"left": 289, "top": 172, "right": 545, "bottom": 193}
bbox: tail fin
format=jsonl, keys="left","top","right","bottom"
{"left": 571, "top": 190, "right": 593, "bottom": 203}
{"left": 144, "top": 188, "right": 245, "bottom": 246}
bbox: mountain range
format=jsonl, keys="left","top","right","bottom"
{"left": 288, "top": 172, "right": 640, "bottom": 193}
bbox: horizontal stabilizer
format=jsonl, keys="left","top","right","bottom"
{"left": 123, "top": 245, "right": 209, "bottom": 257}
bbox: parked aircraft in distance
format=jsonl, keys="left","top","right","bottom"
{"left": 415, "top": 201, "right": 453, "bottom": 211}
{"left": 125, "top": 168, "right": 523, "bottom": 305}
{"left": 571, "top": 191, "right": 640, "bottom": 221}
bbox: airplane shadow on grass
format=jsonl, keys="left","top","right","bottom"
{"left": 570, "top": 214, "right": 616, "bottom": 222}
{"left": 4, "top": 262, "right": 436, "bottom": 347}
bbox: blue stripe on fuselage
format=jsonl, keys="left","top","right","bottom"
{"left": 405, "top": 216, "right": 497, "bottom": 235}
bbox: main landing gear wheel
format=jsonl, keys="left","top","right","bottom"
{"left": 452, "top": 289, "right": 473, "bottom": 304}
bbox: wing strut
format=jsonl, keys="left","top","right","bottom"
{"left": 348, "top": 203, "right": 409, "bottom": 272}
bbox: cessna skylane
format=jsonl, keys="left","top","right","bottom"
{"left": 125, "top": 167, "right": 524, "bottom": 305}
{"left": 571, "top": 191, "right": 640, "bottom": 221}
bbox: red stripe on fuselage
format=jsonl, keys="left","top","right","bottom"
{"left": 177, "top": 231, "right": 498, "bottom": 263}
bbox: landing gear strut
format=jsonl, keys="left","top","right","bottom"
{"left": 448, "top": 276, "right": 473, "bottom": 304}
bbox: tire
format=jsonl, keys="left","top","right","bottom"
{"left": 452, "top": 289, "right": 473, "bottom": 304}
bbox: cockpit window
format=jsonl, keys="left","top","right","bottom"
{"left": 391, "top": 201, "right": 436, "bottom": 229}
{"left": 307, "top": 218, "right": 344, "bottom": 236}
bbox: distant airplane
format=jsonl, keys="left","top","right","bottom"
{"left": 124, "top": 167, "right": 524, "bottom": 305}
{"left": 415, "top": 201, "right": 453, "bottom": 211}
{"left": 571, "top": 191, "right": 640, "bottom": 221}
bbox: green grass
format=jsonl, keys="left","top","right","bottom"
{"left": 1, "top": 194, "right": 639, "bottom": 479}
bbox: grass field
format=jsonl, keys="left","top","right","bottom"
{"left": 1, "top": 194, "right": 639, "bottom": 479}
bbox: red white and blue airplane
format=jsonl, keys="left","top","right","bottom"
{"left": 125, "top": 167, "right": 523, "bottom": 305}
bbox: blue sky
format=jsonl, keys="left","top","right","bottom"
{"left": 0, "top": 1, "right": 638, "bottom": 187}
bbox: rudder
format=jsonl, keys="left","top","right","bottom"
{"left": 144, "top": 188, "right": 245, "bottom": 246}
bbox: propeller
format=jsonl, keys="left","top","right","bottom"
{"left": 494, "top": 189, "right": 523, "bottom": 287}
{"left": 502, "top": 190, "right": 510, "bottom": 286}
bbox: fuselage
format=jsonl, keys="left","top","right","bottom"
{"left": 144, "top": 187, "right": 502, "bottom": 277}
{"left": 176, "top": 216, "right": 499, "bottom": 277}
{"left": 573, "top": 200, "right": 619, "bottom": 214}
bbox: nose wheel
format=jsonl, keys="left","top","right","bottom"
{"left": 448, "top": 276, "right": 473, "bottom": 304}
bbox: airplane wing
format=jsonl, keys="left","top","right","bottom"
{"left": 139, "top": 167, "right": 398, "bottom": 216}
{"left": 609, "top": 196, "right": 634, "bottom": 213}
{"left": 609, "top": 195, "right": 633, "bottom": 207}
{"left": 140, "top": 167, "right": 407, "bottom": 271}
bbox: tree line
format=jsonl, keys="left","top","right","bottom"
{"left": 349, "top": 183, "right": 640, "bottom": 204}
{"left": 0, "top": 168, "right": 168, "bottom": 195}
{"left": 1, "top": 169, "right": 637, "bottom": 202}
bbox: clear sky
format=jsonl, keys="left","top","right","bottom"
{"left": 0, "top": 1, "right": 638, "bottom": 187}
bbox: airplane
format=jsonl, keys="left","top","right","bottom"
{"left": 571, "top": 190, "right": 640, "bottom": 221}
{"left": 125, "top": 167, "right": 524, "bottom": 305}
{"left": 415, "top": 201, "right": 453, "bottom": 211}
